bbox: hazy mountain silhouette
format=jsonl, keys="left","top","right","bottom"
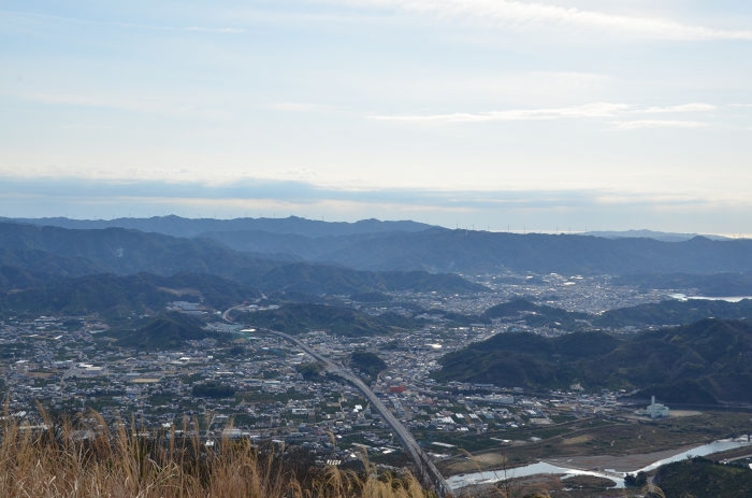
{"left": 6, "top": 216, "right": 752, "bottom": 274}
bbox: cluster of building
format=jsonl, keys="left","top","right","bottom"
{"left": 1, "top": 306, "right": 639, "bottom": 468}
{"left": 0, "top": 271, "right": 689, "bottom": 469}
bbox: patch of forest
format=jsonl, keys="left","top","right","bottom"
{"left": 434, "top": 319, "right": 752, "bottom": 405}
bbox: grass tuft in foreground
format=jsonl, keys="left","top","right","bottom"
{"left": 0, "top": 408, "right": 435, "bottom": 498}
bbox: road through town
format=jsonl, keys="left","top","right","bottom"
{"left": 257, "top": 327, "right": 452, "bottom": 497}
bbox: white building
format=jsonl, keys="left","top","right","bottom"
{"left": 645, "top": 395, "right": 669, "bottom": 419}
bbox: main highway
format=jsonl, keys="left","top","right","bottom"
{"left": 248, "top": 325, "right": 452, "bottom": 497}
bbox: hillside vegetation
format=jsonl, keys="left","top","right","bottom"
{"left": 8, "top": 217, "right": 752, "bottom": 274}
{"left": 435, "top": 319, "right": 752, "bottom": 404}
{"left": 111, "top": 312, "right": 224, "bottom": 350}
{"left": 0, "top": 272, "right": 257, "bottom": 319}
{"left": 238, "top": 303, "right": 421, "bottom": 337}
{"left": 0, "top": 222, "right": 485, "bottom": 299}
{"left": 481, "top": 297, "right": 752, "bottom": 330}
{"left": 653, "top": 457, "right": 752, "bottom": 498}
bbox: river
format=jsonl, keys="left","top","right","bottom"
{"left": 669, "top": 293, "right": 752, "bottom": 303}
{"left": 446, "top": 437, "right": 752, "bottom": 491}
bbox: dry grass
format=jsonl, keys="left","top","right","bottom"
{"left": 560, "top": 434, "right": 595, "bottom": 446}
{"left": 0, "top": 408, "right": 435, "bottom": 498}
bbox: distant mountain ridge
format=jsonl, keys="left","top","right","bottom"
{"left": 307, "top": 229, "right": 752, "bottom": 274}
{"left": 0, "top": 222, "right": 485, "bottom": 306}
{"left": 7, "top": 216, "right": 752, "bottom": 274}
{"left": 582, "top": 229, "right": 730, "bottom": 242}
{"left": 7, "top": 216, "right": 732, "bottom": 242}
{"left": 1, "top": 215, "right": 432, "bottom": 238}
{"left": 0, "top": 222, "right": 265, "bottom": 277}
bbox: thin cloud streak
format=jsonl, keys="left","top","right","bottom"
{"left": 642, "top": 103, "right": 717, "bottom": 114}
{"left": 338, "top": 0, "right": 752, "bottom": 41}
{"left": 184, "top": 26, "right": 245, "bottom": 34}
{"left": 0, "top": 176, "right": 721, "bottom": 211}
{"left": 270, "top": 103, "right": 333, "bottom": 112}
{"left": 371, "top": 102, "right": 629, "bottom": 123}
{"left": 370, "top": 102, "right": 716, "bottom": 124}
{"left": 12, "top": 91, "right": 233, "bottom": 120}
{"left": 611, "top": 120, "right": 710, "bottom": 130}
{"left": 1, "top": 9, "right": 245, "bottom": 34}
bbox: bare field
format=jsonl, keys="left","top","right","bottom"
{"left": 27, "top": 370, "right": 57, "bottom": 379}
{"left": 669, "top": 409, "right": 703, "bottom": 417}
{"left": 443, "top": 452, "right": 508, "bottom": 474}
{"left": 561, "top": 434, "right": 595, "bottom": 445}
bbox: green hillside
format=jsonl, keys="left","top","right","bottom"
{"left": 253, "top": 262, "right": 486, "bottom": 295}
{"left": 653, "top": 457, "right": 752, "bottom": 498}
{"left": 483, "top": 298, "right": 590, "bottom": 330}
{"left": 0, "top": 272, "right": 257, "bottom": 318}
{"left": 435, "top": 319, "right": 752, "bottom": 404}
{"left": 113, "top": 312, "right": 223, "bottom": 350}
{"left": 238, "top": 303, "right": 421, "bottom": 337}
{"left": 0, "top": 223, "right": 487, "bottom": 299}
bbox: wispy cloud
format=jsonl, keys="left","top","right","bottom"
{"left": 12, "top": 91, "right": 232, "bottom": 119}
{"left": 114, "top": 22, "right": 245, "bottom": 34}
{"left": 642, "top": 103, "right": 717, "bottom": 114}
{"left": 270, "top": 102, "right": 332, "bottom": 112}
{"left": 1, "top": 10, "right": 244, "bottom": 34}
{"left": 371, "top": 102, "right": 716, "bottom": 124}
{"left": 0, "top": 175, "right": 710, "bottom": 210}
{"left": 371, "top": 102, "right": 629, "bottom": 123}
{"left": 3, "top": 176, "right": 748, "bottom": 234}
{"left": 611, "top": 120, "right": 710, "bottom": 130}
{"left": 184, "top": 26, "right": 245, "bottom": 34}
{"left": 337, "top": 0, "right": 752, "bottom": 41}
{"left": 19, "top": 92, "right": 153, "bottom": 113}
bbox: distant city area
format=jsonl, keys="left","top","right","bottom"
{"left": 1, "top": 272, "right": 741, "bottom": 479}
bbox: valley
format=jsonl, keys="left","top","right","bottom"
{"left": 2, "top": 217, "right": 752, "bottom": 496}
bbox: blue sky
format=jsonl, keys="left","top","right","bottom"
{"left": 2, "top": 1, "right": 752, "bottom": 234}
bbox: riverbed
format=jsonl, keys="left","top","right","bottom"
{"left": 447, "top": 436, "right": 752, "bottom": 491}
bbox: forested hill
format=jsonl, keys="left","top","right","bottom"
{"left": 0, "top": 273, "right": 258, "bottom": 319}
{"left": 0, "top": 221, "right": 266, "bottom": 277}
{"left": 0, "top": 222, "right": 484, "bottom": 301}
{"left": 434, "top": 319, "right": 752, "bottom": 405}
{"left": 236, "top": 303, "right": 421, "bottom": 337}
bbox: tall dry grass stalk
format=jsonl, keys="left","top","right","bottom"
{"left": 0, "top": 407, "right": 438, "bottom": 498}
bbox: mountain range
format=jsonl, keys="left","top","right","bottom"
{"left": 4, "top": 216, "right": 752, "bottom": 274}
{"left": 0, "top": 221, "right": 483, "bottom": 302}
{"left": 4, "top": 216, "right": 752, "bottom": 404}
{"left": 5, "top": 216, "right": 752, "bottom": 323}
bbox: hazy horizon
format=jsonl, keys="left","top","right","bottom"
{"left": 2, "top": 1, "right": 751, "bottom": 234}
{"left": 4, "top": 210, "right": 750, "bottom": 239}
